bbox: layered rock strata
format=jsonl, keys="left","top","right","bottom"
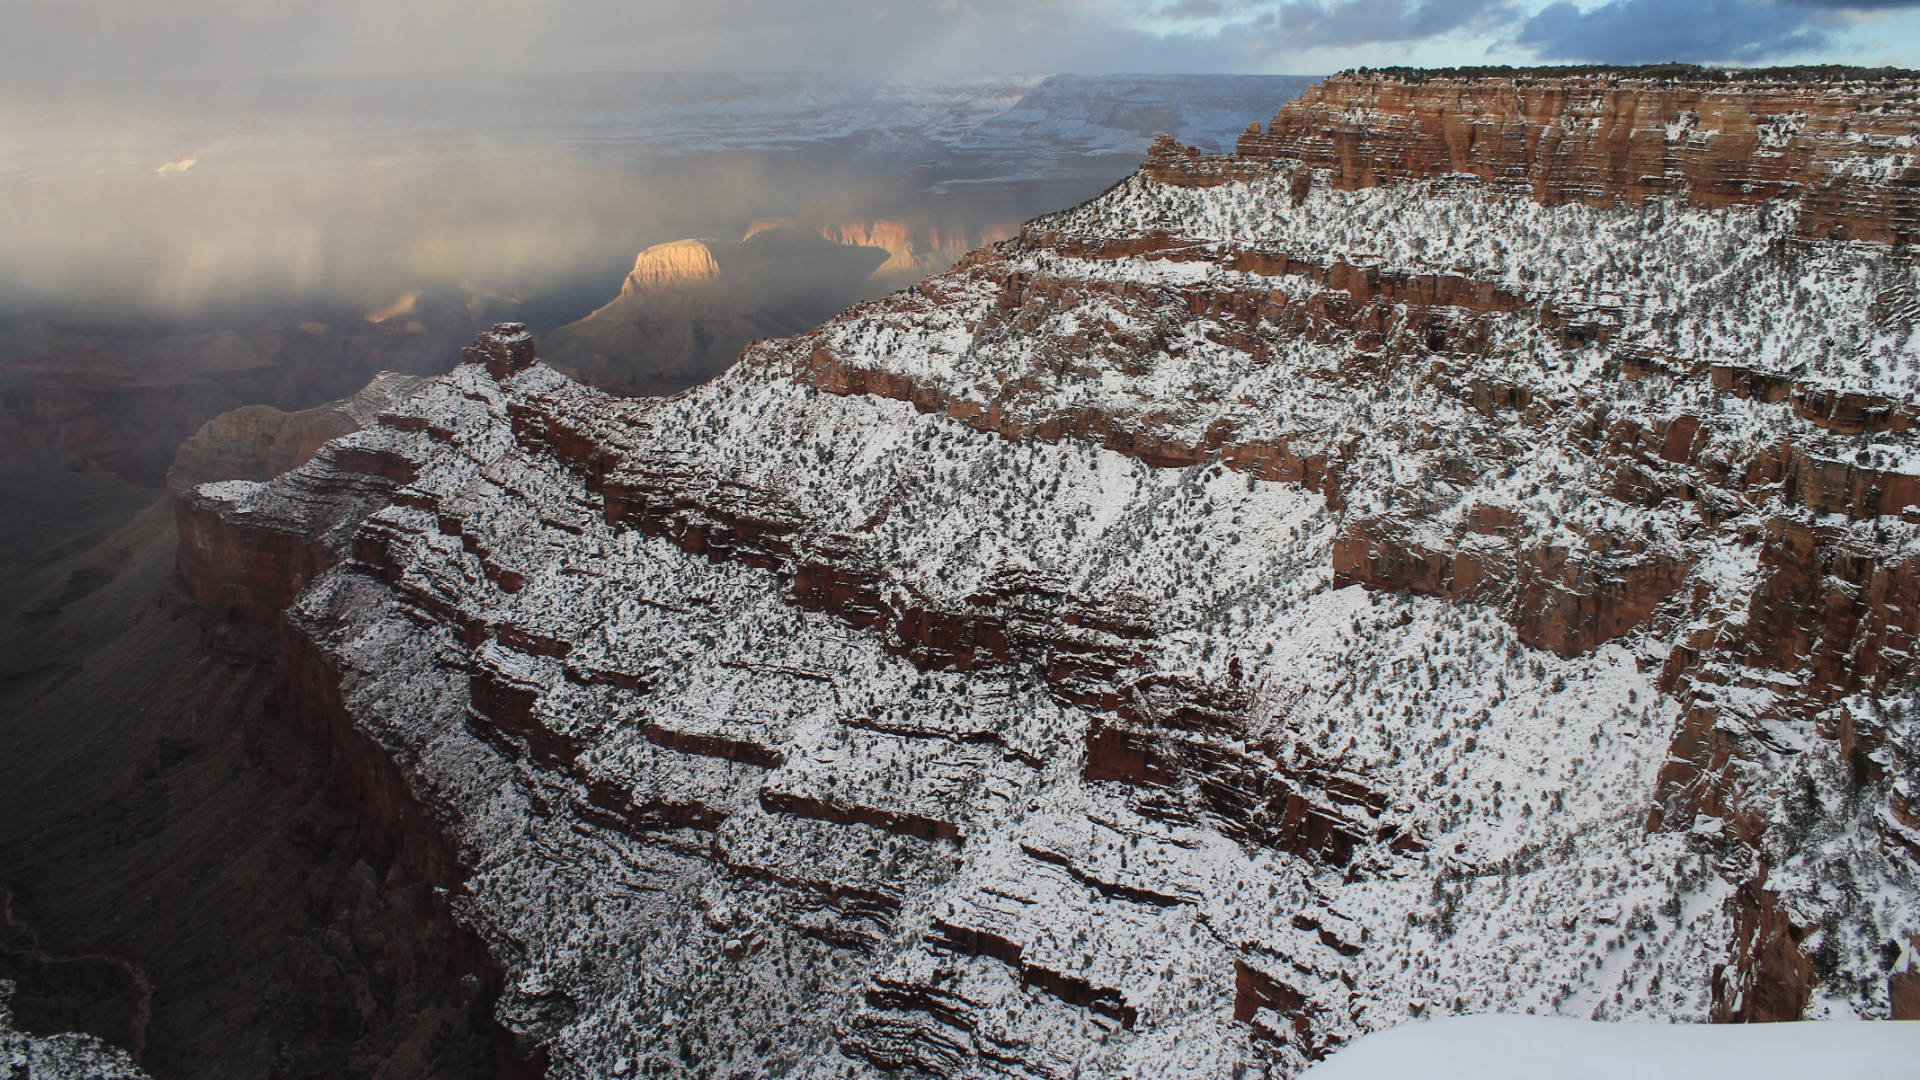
{"left": 165, "top": 373, "right": 430, "bottom": 496}
{"left": 181, "top": 68, "right": 1920, "bottom": 1080}
{"left": 1226, "top": 69, "right": 1920, "bottom": 245}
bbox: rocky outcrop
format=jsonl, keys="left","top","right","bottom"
{"left": 175, "top": 494, "right": 337, "bottom": 625}
{"left": 1331, "top": 517, "right": 1689, "bottom": 657}
{"left": 1713, "top": 878, "right": 1816, "bottom": 1023}
{"left": 166, "top": 372, "right": 430, "bottom": 494}
{"left": 174, "top": 433, "right": 422, "bottom": 624}
{"left": 810, "top": 220, "right": 1015, "bottom": 284}
{"left": 616, "top": 240, "right": 725, "bottom": 291}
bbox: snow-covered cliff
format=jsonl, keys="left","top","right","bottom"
{"left": 178, "top": 69, "right": 1920, "bottom": 1078}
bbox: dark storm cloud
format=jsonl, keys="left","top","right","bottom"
{"left": 1271, "top": 0, "right": 1508, "bottom": 48}
{"left": 1517, "top": 0, "right": 1835, "bottom": 64}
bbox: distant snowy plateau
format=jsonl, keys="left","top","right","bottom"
{"left": 177, "top": 72, "right": 1920, "bottom": 1078}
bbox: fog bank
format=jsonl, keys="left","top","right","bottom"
{"left": 0, "top": 72, "right": 1307, "bottom": 327}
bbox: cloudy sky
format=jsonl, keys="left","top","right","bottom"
{"left": 5, "top": 0, "right": 1920, "bottom": 81}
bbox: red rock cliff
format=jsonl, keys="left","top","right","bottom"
{"left": 1225, "top": 70, "right": 1920, "bottom": 244}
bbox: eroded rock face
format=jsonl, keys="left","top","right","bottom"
{"left": 166, "top": 372, "right": 431, "bottom": 495}
{"left": 1231, "top": 71, "right": 1920, "bottom": 244}
{"left": 180, "top": 68, "right": 1920, "bottom": 1079}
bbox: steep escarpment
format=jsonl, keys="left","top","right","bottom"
{"left": 1223, "top": 68, "right": 1920, "bottom": 245}
{"left": 180, "top": 68, "right": 1920, "bottom": 1080}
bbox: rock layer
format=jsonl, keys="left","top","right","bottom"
{"left": 1230, "top": 70, "right": 1920, "bottom": 244}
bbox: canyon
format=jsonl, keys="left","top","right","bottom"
{"left": 167, "top": 66, "right": 1920, "bottom": 1077}
{"left": 0, "top": 317, "right": 454, "bottom": 489}
{"left": 1, "top": 72, "right": 1351, "bottom": 1079}
{"left": 0, "top": 71, "right": 1312, "bottom": 525}
{"left": 0, "top": 381, "right": 517, "bottom": 1077}
{"left": 59, "top": 65, "right": 1920, "bottom": 1077}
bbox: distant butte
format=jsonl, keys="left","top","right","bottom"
{"left": 537, "top": 230, "right": 888, "bottom": 397}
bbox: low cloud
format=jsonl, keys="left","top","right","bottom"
{"left": 0, "top": 0, "right": 1246, "bottom": 80}
{"left": 1787, "top": 0, "right": 1920, "bottom": 9}
{"left": 0, "top": 98, "right": 874, "bottom": 319}
{"left": 1159, "top": 0, "right": 1230, "bottom": 18}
